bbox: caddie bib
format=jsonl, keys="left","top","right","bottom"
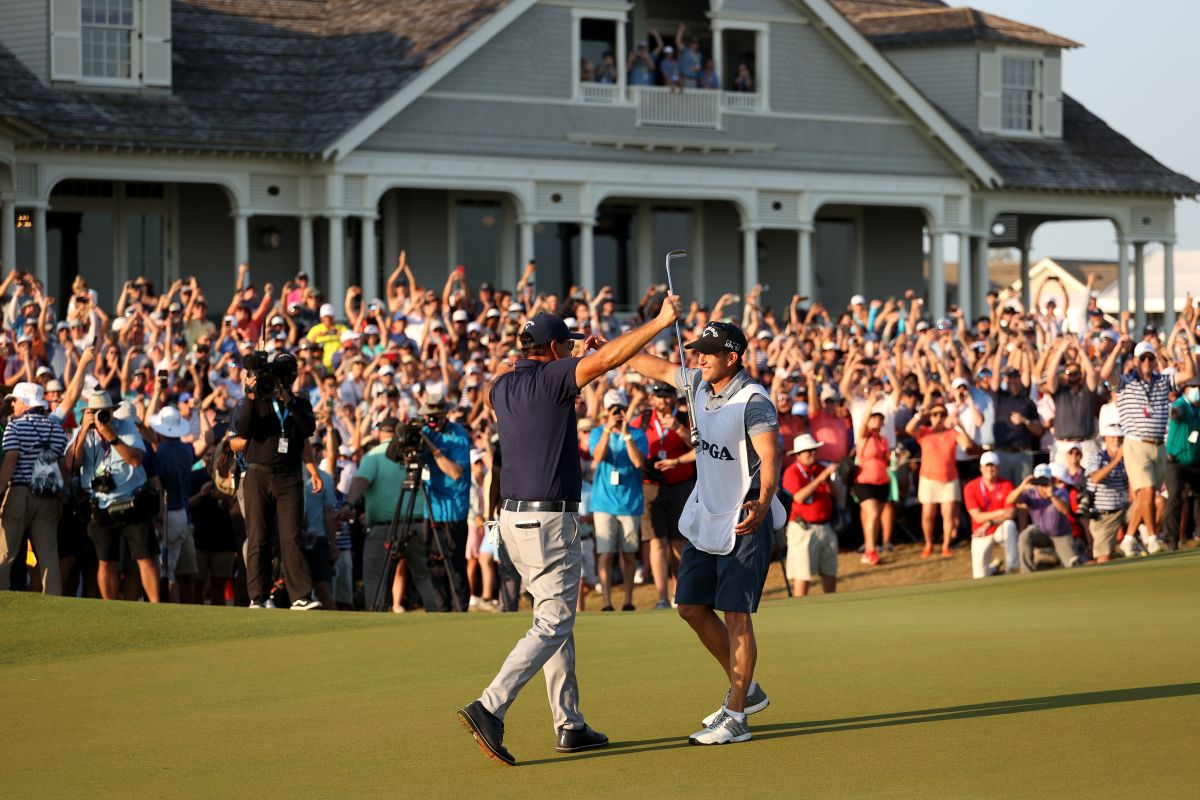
{"left": 678, "top": 382, "right": 785, "bottom": 555}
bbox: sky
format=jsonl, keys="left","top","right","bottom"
{"left": 979, "top": 0, "right": 1200, "bottom": 262}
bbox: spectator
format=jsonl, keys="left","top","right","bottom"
{"left": 675, "top": 24, "right": 703, "bottom": 86}
{"left": 1011, "top": 465, "right": 1079, "bottom": 572}
{"left": 1164, "top": 375, "right": 1200, "bottom": 548}
{"left": 589, "top": 390, "right": 648, "bottom": 611}
{"left": 301, "top": 458, "right": 337, "bottom": 611}
{"left": 697, "top": 57, "right": 720, "bottom": 89}
{"left": 1043, "top": 336, "right": 1100, "bottom": 465}
{"left": 1085, "top": 415, "right": 1129, "bottom": 563}
{"left": 306, "top": 303, "right": 348, "bottom": 371}
{"left": 781, "top": 434, "right": 838, "bottom": 596}
{"left": 148, "top": 406, "right": 200, "bottom": 603}
{"left": 906, "top": 401, "right": 973, "bottom": 558}
{"left": 852, "top": 410, "right": 890, "bottom": 565}
{"left": 963, "top": 451, "right": 1017, "bottom": 578}
{"left": 418, "top": 395, "right": 472, "bottom": 612}
{"left": 595, "top": 51, "right": 617, "bottom": 84}
{"left": 734, "top": 62, "right": 754, "bottom": 92}
{"left": 627, "top": 35, "right": 660, "bottom": 86}
{"left": 659, "top": 46, "right": 684, "bottom": 90}
{"left": 990, "top": 363, "right": 1042, "bottom": 485}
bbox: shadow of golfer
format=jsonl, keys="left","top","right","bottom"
{"left": 520, "top": 682, "right": 1200, "bottom": 766}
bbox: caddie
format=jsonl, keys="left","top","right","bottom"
{"left": 630, "top": 320, "right": 784, "bottom": 745}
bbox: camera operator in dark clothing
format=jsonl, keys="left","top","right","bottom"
{"left": 418, "top": 395, "right": 472, "bottom": 612}
{"left": 232, "top": 351, "right": 321, "bottom": 610}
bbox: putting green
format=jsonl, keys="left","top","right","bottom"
{"left": 4, "top": 552, "right": 1198, "bottom": 799}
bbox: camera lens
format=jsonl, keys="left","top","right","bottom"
{"left": 97, "top": 409, "right": 112, "bottom": 425}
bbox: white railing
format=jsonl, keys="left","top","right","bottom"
{"left": 631, "top": 86, "right": 721, "bottom": 129}
{"left": 578, "top": 82, "right": 619, "bottom": 104}
{"left": 720, "top": 91, "right": 761, "bottom": 113}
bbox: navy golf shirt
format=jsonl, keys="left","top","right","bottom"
{"left": 491, "top": 357, "right": 582, "bottom": 502}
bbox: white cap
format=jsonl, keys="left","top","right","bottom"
{"left": 1101, "top": 423, "right": 1125, "bottom": 438}
{"left": 1098, "top": 403, "right": 1120, "bottom": 430}
{"left": 980, "top": 451, "right": 1000, "bottom": 467}
{"left": 1033, "top": 464, "right": 1054, "bottom": 480}
{"left": 339, "top": 330, "right": 361, "bottom": 344}
{"left": 952, "top": 377, "right": 970, "bottom": 390}
{"left": 378, "top": 365, "right": 395, "bottom": 376}
{"left": 603, "top": 389, "right": 628, "bottom": 410}
{"left": 269, "top": 315, "right": 285, "bottom": 326}
{"left": 509, "top": 302, "right": 525, "bottom": 313}
{"left": 363, "top": 324, "right": 380, "bottom": 335}
{"left": 850, "top": 294, "right": 866, "bottom": 306}
{"left": 1134, "top": 341, "right": 1156, "bottom": 359}
{"left": 756, "top": 329, "right": 773, "bottom": 340}
{"left": 467, "top": 321, "right": 482, "bottom": 333}
{"left": 7, "top": 381, "right": 46, "bottom": 409}
{"left": 319, "top": 303, "right": 336, "bottom": 318}
{"left": 485, "top": 308, "right": 501, "bottom": 318}
{"left": 1050, "top": 462, "right": 1074, "bottom": 486}
{"left": 452, "top": 309, "right": 469, "bottom": 322}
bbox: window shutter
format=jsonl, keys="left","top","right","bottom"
{"left": 978, "top": 51, "right": 1001, "bottom": 133}
{"left": 142, "top": 0, "right": 172, "bottom": 87}
{"left": 1041, "top": 56, "right": 1063, "bottom": 138}
{"left": 50, "top": 0, "right": 82, "bottom": 82}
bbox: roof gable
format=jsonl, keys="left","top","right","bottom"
{"left": 835, "top": 2, "right": 1080, "bottom": 49}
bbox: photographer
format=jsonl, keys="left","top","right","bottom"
{"left": 65, "top": 392, "right": 160, "bottom": 602}
{"left": 232, "top": 351, "right": 322, "bottom": 610}
{"left": 417, "top": 396, "right": 472, "bottom": 612}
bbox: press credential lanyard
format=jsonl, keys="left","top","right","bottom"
{"left": 273, "top": 400, "right": 290, "bottom": 454}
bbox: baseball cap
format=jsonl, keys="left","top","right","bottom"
{"left": 6, "top": 381, "right": 46, "bottom": 409}
{"left": 603, "top": 389, "right": 628, "bottom": 410}
{"left": 376, "top": 416, "right": 400, "bottom": 432}
{"left": 952, "top": 377, "right": 970, "bottom": 390}
{"left": 319, "top": 303, "right": 335, "bottom": 318}
{"left": 820, "top": 386, "right": 839, "bottom": 403}
{"left": 650, "top": 382, "right": 676, "bottom": 397}
{"left": 519, "top": 312, "right": 585, "bottom": 347}
{"left": 685, "top": 322, "right": 747, "bottom": 356}
{"left": 1134, "top": 341, "right": 1156, "bottom": 359}
{"left": 1050, "top": 462, "right": 1074, "bottom": 486}
{"left": 1032, "top": 463, "right": 1054, "bottom": 485}
{"left": 339, "top": 330, "right": 361, "bottom": 344}
{"left": 850, "top": 294, "right": 866, "bottom": 306}
{"left": 980, "top": 451, "right": 1000, "bottom": 468}
{"left": 485, "top": 308, "right": 501, "bottom": 318}
{"left": 915, "top": 320, "right": 931, "bottom": 332}
{"left": 452, "top": 309, "right": 469, "bottom": 323}
{"left": 791, "top": 401, "right": 810, "bottom": 417}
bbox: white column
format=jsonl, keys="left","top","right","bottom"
{"left": 1117, "top": 237, "right": 1130, "bottom": 317}
{"left": 32, "top": 205, "right": 48, "bottom": 288}
{"left": 797, "top": 225, "right": 814, "bottom": 299}
{"left": 957, "top": 232, "right": 972, "bottom": 323}
{"left": 232, "top": 211, "right": 250, "bottom": 266}
{"left": 1133, "top": 241, "right": 1147, "bottom": 333}
{"left": 616, "top": 19, "right": 627, "bottom": 101}
{"left": 327, "top": 214, "right": 346, "bottom": 314}
{"left": 518, "top": 218, "right": 535, "bottom": 283}
{"left": 298, "top": 215, "right": 314, "bottom": 278}
{"left": 1, "top": 198, "right": 17, "bottom": 271}
{"left": 741, "top": 225, "right": 759, "bottom": 291}
{"left": 359, "top": 214, "right": 378, "bottom": 300}
{"left": 578, "top": 220, "right": 595, "bottom": 291}
{"left": 929, "top": 229, "right": 946, "bottom": 320}
{"left": 1163, "top": 241, "right": 1176, "bottom": 332}
{"left": 636, "top": 203, "right": 653, "bottom": 292}
{"left": 973, "top": 235, "right": 989, "bottom": 317}
{"left": 1018, "top": 242, "right": 1031, "bottom": 312}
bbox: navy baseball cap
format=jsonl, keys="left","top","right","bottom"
{"left": 685, "top": 321, "right": 747, "bottom": 356}
{"left": 519, "top": 312, "right": 585, "bottom": 346}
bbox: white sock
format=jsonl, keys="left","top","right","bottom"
{"left": 725, "top": 709, "right": 747, "bottom": 723}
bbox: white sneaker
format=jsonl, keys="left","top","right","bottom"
{"left": 689, "top": 711, "right": 751, "bottom": 745}
{"left": 468, "top": 595, "right": 480, "bottom": 609}
{"left": 248, "top": 600, "right": 265, "bottom": 609}
{"left": 263, "top": 597, "right": 277, "bottom": 609}
{"left": 1119, "top": 535, "right": 1145, "bottom": 558}
{"left": 701, "top": 682, "right": 769, "bottom": 727}
{"left": 633, "top": 566, "right": 646, "bottom": 585}
{"left": 290, "top": 595, "right": 322, "bottom": 611}
{"left": 1145, "top": 534, "right": 1165, "bottom": 554}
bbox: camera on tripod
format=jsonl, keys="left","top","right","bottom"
{"left": 385, "top": 418, "right": 427, "bottom": 467}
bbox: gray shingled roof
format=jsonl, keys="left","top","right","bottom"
{"left": 954, "top": 95, "right": 1200, "bottom": 197}
{"left": 0, "top": 0, "right": 507, "bottom": 155}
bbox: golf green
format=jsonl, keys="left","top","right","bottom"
{"left": 4, "top": 552, "right": 1198, "bottom": 799}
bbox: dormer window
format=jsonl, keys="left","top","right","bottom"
{"left": 1000, "top": 56, "right": 1036, "bottom": 132}
{"left": 82, "top": 0, "right": 135, "bottom": 80}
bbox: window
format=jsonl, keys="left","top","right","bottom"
{"left": 82, "top": 0, "right": 135, "bottom": 79}
{"left": 1000, "top": 56, "right": 1037, "bottom": 132}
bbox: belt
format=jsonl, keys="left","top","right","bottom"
{"left": 1058, "top": 437, "right": 1091, "bottom": 443}
{"left": 1132, "top": 437, "right": 1162, "bottom": 445}
{"left": 502, "top": 499, "right": 579, "bottom": 513}
{"left": 246, "top": 462, "right": 299, "bottom": 474}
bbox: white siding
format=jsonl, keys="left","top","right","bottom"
{"left": 773, "top": 20, "right": 901, "bottom": 118}
{"left": 0, "top": 0, "right": 51, "bottom": 83}
{"left": 885, "top": 45, "right": 980, "bottom": 130}
{"left": 432, "top": 2, "right": 572, "bottom": 99}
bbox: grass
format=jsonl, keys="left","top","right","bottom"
{"left": 3, "top": 551, "right": 1199, "bottom": 799}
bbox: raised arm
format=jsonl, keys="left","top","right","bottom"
{"left": 575, "top": 296, "right": 681, "bottom": 390}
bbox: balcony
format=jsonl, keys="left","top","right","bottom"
{"left": 579, "top": 82, "right": 620, "bottom": 104}
{"left": 632, "top": 86, "right": 721, "bottom": 129}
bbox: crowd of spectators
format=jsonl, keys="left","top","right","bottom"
{"left": 581, "top": 24, "right": 746, "bottom": 92}
{"left": 1, "top": 251, "right": 1199, "bottom": 611}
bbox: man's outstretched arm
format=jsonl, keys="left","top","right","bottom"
{"left": 575, "top": 294, "right": 682, "bottom": 389}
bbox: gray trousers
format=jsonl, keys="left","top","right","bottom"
{"left": 480, "top": 508, "right": 584, "bottom": 733}
{"left": 1018, "top": 525, "right": 1079, "bottom": 573}
{"left": 363, "top": 521, "right": 438, "bottom": 611}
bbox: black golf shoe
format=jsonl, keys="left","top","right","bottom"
{"left": 457, "top": 701, "right": 516, "bottom": 766}
{"left": 555, "top": 724, "right": 609, "bottom": 753}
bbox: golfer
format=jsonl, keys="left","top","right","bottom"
{"left": 630, "top": 320, "right": 782, "bottom": 745}
{"left": 458, "top": 298, "right": 682, "bottom": 766}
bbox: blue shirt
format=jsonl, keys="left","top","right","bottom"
{"left": 151, "top": 438, "right": 194, "bottom": 512}
{"left": 303, "top": 468, "right": 336, "bottom": 537}
{"left": 629, "top": 54, "right": 657, "bottom": 86}
{"left": 1020, "top": 487, "right": 1071, "bottom": 537}
{"left": 423, "top": 421, "right": 471, "bottom": 522}
{"left": 491, "top": 357, "right": 582, "bottom": 502}
{"left": 71, "top": 418, "right": 147, "bottom": 509}
{"left": 588, "top": 427, "right": 649, "bottom": 515}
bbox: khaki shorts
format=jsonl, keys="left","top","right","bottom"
{"left": 786, "top": 520, "right": 838, "bottom": 581}
{"left": 1124, "top": 437, "right": 1166, "bottom": 491}
{"left": 918, "top": 477, "right": 962, "bottom": 505}
{"left": 594, "top": 512, "right": 640, "bottom": 554}
{"left": 196, "top": 549, "right": 236, "bottom": 580}
{"left": 1090, "top": 507, "right": 1129, "bottom": 559}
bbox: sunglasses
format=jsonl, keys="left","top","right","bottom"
{"left": 929, "top": 411, "right": 946, "bottom": 418}
{"left": 1138, "top": 354, "right": 1155, "bottom": 361}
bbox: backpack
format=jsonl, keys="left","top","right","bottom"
{"left": 212, "top": 437, "right": 237, "bottom": 497}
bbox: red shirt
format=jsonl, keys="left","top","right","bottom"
{"left": 810, "top": 410, "right": 850, "bottom": 463}
{"left": 963, "top": 476, "right": 1014, "bottom": 537}
{"left": 856, "top": 431, "right": 890, "bottom": 485}
{"left": 782, "top": 461, "right": 833, "bottom": 524}
{"left": 916, "top": 426, "right": 959, "bottom": 482}
{"left": 630, "top": 410, "right": 696, "bottom": 485}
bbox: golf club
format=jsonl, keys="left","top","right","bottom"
{"left": 664, "top": 249, "right": 699, "bottom": 447}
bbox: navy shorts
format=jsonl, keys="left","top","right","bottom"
{"left": 674, "top": 513, "right": 774, "bottom": 613}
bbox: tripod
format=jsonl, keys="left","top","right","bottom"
{"left": 371, "top": 464, "right": 464, "bottom": 613}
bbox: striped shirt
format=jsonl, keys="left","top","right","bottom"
{"left": 2, "top": 410, "right": 67, "bottom": 486}
{"left": 1115, "top": 371, "right": 1175, "bottom": 442}
{"left": 1085, "top": 449, "right": 1128, "bottom": 512}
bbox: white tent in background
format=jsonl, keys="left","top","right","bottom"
{"left": 1095, "top": 248, "right": 1200, "bottom": 317}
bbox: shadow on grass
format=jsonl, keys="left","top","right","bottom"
{"left": 521, "top": 682, "right": 1200, "bottom": 766}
